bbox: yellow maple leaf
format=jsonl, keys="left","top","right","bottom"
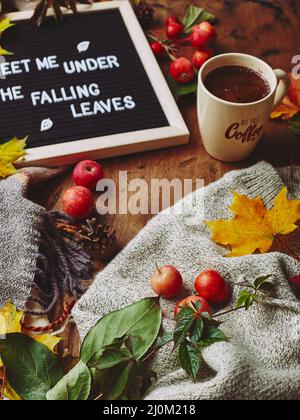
{"left": 205, "top": 187, "right": 300, "bottom": 257}
{"left": 0, "top": 137, "right": 27, "bottom": 178}
{"left": 0, "top": 302, "right": 60, "bottom": 361}
{"left": 0, "top": 18, "right": 15, "bottom": 55}
{"left": 0, "top": 301, "right": 22, "bottom": 335}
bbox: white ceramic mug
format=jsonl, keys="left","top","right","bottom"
{"left": 197, "top": 53, "right": 290, "bottom": 162}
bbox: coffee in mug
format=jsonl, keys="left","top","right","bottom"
{"left": 197, "top": 53, "right": 290, "bottom": 162}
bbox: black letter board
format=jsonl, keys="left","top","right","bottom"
{"left": 1, "top": 1, "right": 189, "bottom": 166}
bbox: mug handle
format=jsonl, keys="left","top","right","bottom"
{"left": 273, "top": 69, "right": 290, "bottom": 108}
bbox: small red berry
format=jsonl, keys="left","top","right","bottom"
{"left": 150, "top": 265, "right": 183, "bottom": 299}
{"left": 194, "top": 270, "right": 230, "bottom": 305}
{"left": 169, "top": 57, "right": 195, "bottom": 84}
{"left": 192, "top": 48, "right": 214, "bottom": 69}
{"left": 189, "top": 29, "right": 211, "bottom": 48}
{"left": 166, "top": 22, "right": 183, "bottom": 40}
{"left": 197, "top": 21, "right": 217, "bottom": 42}
{"left": 166, "top": 16, "right": 180, "bottom": 26}
{"left": 174, "top": 295, "right": 212, "bottom": 317}
{"left": 151, "top": 41, "right": 165, "bottom": 56}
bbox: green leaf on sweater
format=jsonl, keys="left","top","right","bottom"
{"left": 81, "top": 297, "right": 161, "bottom": 363}
{"left": 46, "top": 360, "right": 91, "bottom": 401}
{"left": 89, "top": 347, "right": 132, "bottom": 370}
{"left": 178, "top": 341, "right": 201, "bottom": 380}
{"left": 0, "top": 333, "right": 64, "bottom": 400}
{"left": 155, "top": 332, "right": 174, "bottom": 349}
{"left": 199, "top": 324, "right": 228, "bottom": 346}
{"left": 105, "top": 362, "right": 133, "bottom": 400}
{"left": 253, "top": 274, "right": 273, "bottom": 290}
{"left": 174, "top": 307, "right": 195, "bottom": 349}
{"left": 190, "top": 317, "right": 204, "bottom": 343}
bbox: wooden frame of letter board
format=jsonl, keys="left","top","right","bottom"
{"left": 6, "top": 0, "right": 190, "bottom": 167}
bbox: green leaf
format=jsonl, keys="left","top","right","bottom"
{"left": 174, "top": 308, "right": 195, "bottom": 349}
{"left": 105, "top": 362, "right": 132, "bottom": 400}
{"left": 90, "top": 362, "right": 133, "bottom": 401}
{"left": 245, "top": 295, "right": 255, "bottom": 310}
{"left": 182, "top": 5, "right": 215, "bottom": 34}
{"left": 191, "top": 300, "right": 201, "bottom": 312}
{"left": 253, "top": 275, "right": 273, "bottom": 290}
{"left": 155, "top": 332, "right": 174, "bottom": 349}
{"left": 0, "top": 333, "right": 63, "bottom": 400}
{"left": 199, "top": 325, "right": 227, "bottom": 346}
{"left": 178, "top": 341, "right": 201, "bottom": 380}
{"left": 289, "top": 113, "right": 300, "bottom": 136}
{"left": 236, "top": 290, "right": 251, "bottom": 308}
{"left": 81, "top": 297, "right": 161, "bottom": 363}
{"left": 124, "top": 335, "right": 143, "bottom": 356}
{"left": 167, "top": 76, "right": 198, "bottom": 100}
{"left": 189, "top": 317, "right": 204, "bottom": 343}
{"left": 46, "top": 360, "right": 91, "bottom": 401}
{"left": 175, "top": 305, "right": 194, "bottom": 321}
{"left": 89, "top": 347, "right": 132, "bottom": 370}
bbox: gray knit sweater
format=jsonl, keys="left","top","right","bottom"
{"left": 0, "top": 168, "right": 64, "bottom": 309}
{"left": 73, "top": 162, "right": 300, "bottom": 400}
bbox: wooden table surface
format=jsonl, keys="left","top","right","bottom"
{"left": 30, "top": 0, "right": 300, "bottom": 252}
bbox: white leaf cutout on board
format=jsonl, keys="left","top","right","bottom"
{"left": 77, "top": 41, "right": 90, "bottom": 53}
{"left": 40, "top": 118, "right": 54, "bottom": 132}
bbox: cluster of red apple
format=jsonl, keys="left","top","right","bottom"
{"left": 150, "top": 17, "right": 217, "bottom": 84}
{"left": 62, "top": 160, "right": 104, "bottom": 219}
{"left": 150, "top": 265, "right": 229, "bottom": 317}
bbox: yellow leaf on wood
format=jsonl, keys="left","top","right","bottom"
{"left": 0, "top": 137, "right": 27, "bottom": 178}
{"left": 0, "top": 18, "right": 15, "bottom": 55}
{"left": 205, "top": 187, "right": 300, "bottom": 257}
{"left": 0, "top": 18, "right": 15, "bottom": 33}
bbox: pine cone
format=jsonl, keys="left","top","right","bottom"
{"left": 134, "top": 0, "right": 154, "bottom": 26}
{"left": 79, "top": 218, "right": 116, "bottom": 260}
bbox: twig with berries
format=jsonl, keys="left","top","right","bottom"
{"left": 148, "top": 265, "right": 276, "bottom": 381}
{"left": 148, "top": 5, "right": 217, "bottom": 90}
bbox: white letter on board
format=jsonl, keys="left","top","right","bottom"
{"left": 31, "top": 91, "right": 41, "bottom": 106}
{"left": 107, "top": 56, "right": 120, "bottom": 68}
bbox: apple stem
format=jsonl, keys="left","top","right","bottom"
{"left": 156, "top": 262, "right": 161, "bottom": 274}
